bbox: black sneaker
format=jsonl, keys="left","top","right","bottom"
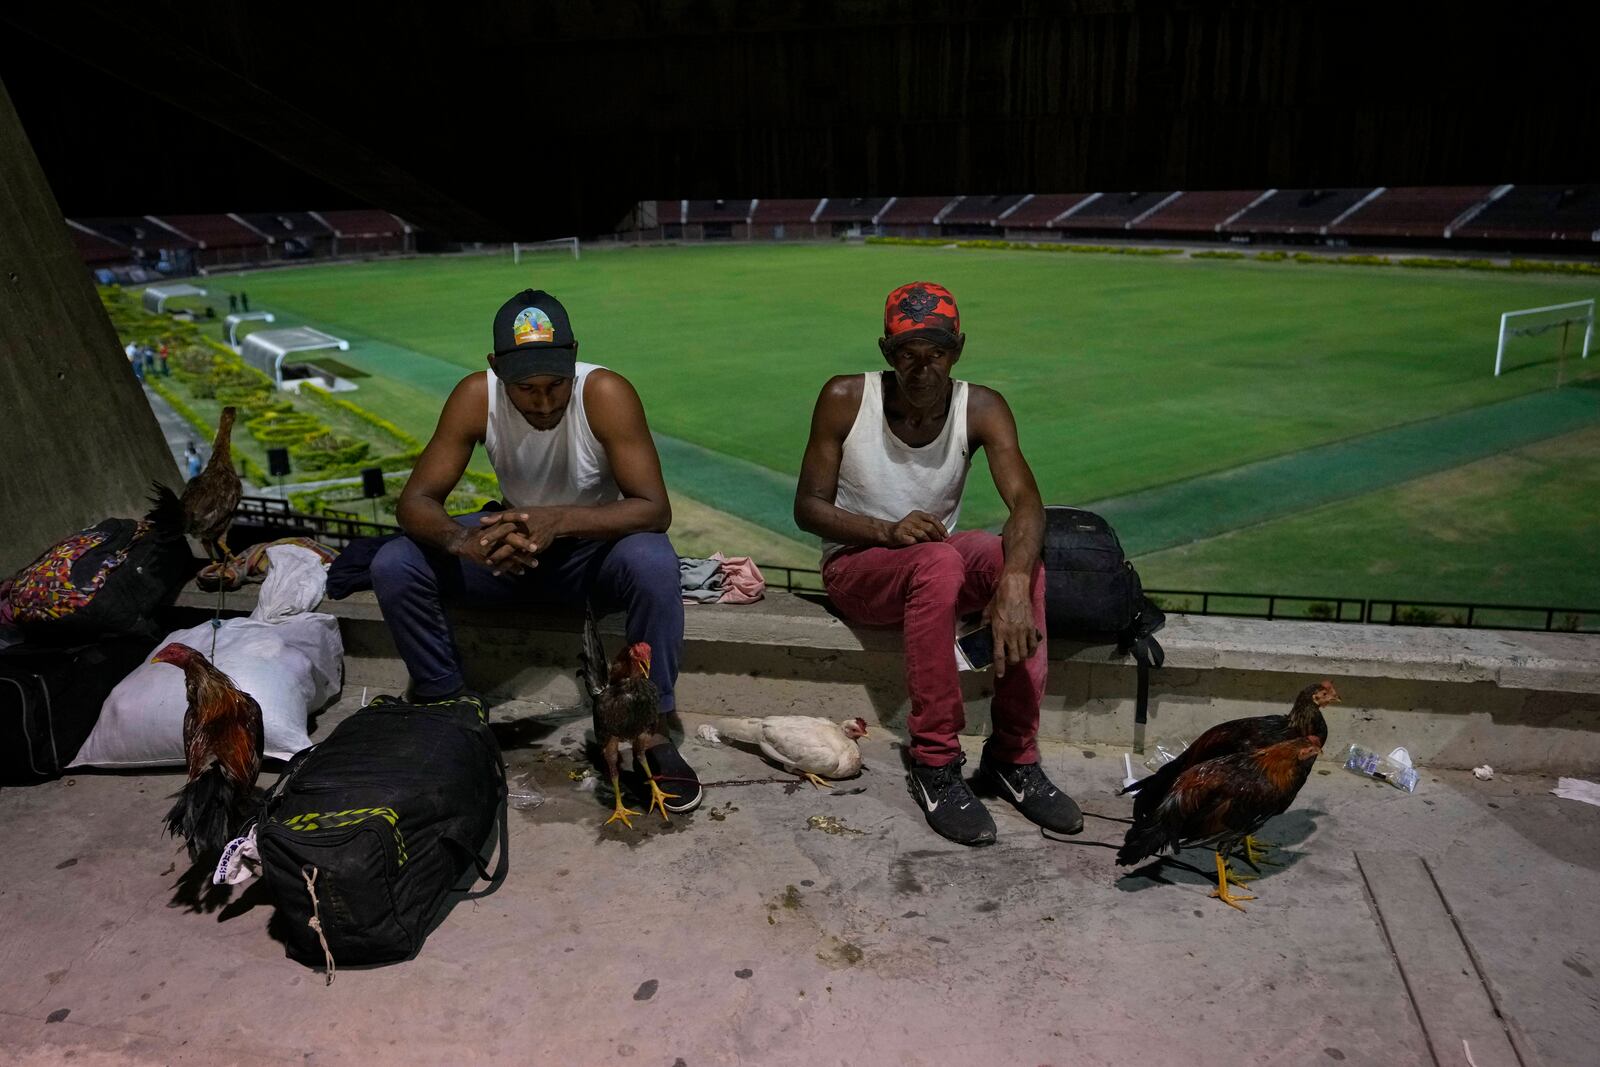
{"left": 635, "top": 740, "right": 702, "bottom": 814}
{"left": 974, "top": 752, "right": 1083, "bottom": 834}
{"left": 907, "top": 755, "right": 997, "bottom": 847}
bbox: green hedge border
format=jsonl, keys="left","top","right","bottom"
{"left": 864, "top": 235, "right": 1600, "bottom": 275}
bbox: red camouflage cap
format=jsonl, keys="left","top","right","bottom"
{"left": 884, "top": 281, "right": 961, "bottom": 349}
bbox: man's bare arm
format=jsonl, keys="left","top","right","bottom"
{"left": 970, "top": 385, "right": 1046, "bottom": 674}
{"left": 395, "top": 373, "right": 489, "bottom": 556}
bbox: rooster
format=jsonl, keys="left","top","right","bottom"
{"left": 578, "top": 609, "right": 671, "bottom": 828}
{"left": 180, "top": 405, "right": 242, "bottom": 562}
{"left": 1121, "top": 679, "right": 1336, "bottom": 866}
{"left": 154, "top": 643, "right": 264, "bottom": 861}
{"left": 1117, "top": 736, "right": 1323, "bottom": 911}
{"left": 707, "top": 716, "right": 868, "bottom": 788}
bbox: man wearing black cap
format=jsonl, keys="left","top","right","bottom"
{"left": 371, "top": 289, "right": 700, "bottom": 813}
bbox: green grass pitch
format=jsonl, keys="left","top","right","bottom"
{"left": 174, "top": 243, "right": 1600, "bottom": 607}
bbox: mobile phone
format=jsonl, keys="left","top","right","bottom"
{"left": 955, "top": 625, "right": 995, "bottom": 671}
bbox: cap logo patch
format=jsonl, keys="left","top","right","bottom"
{"left": 512, "top": 306, "right": 555, "bottom": 345}
{"left": 898, "top": 288, "right": 941, "bottom": 322}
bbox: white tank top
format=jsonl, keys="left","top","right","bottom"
{"left": 823, "top": 371, "right": 971, "bottom": 561}
{"left": 484, "top": 363, "right": 621, "bottom": 509}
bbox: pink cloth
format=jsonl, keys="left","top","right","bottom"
{"left": 822, "top": 530, "right": 1046, "bottom": 768}
{"left": 711, "top": 552, "right": 765, "bottom": 605}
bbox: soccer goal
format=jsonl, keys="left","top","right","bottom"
{"left": 512, "top": 236, "right": 580, "bottom": 263}
{"left": 1494, "top": 298, "right": 1594, "bottom": 377}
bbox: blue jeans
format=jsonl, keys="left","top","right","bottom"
{"left": 370, "top": 512, "right": 684, "bottom": 710}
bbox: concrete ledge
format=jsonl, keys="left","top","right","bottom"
{"left": 174, "top": 585, "right": 1600, "bottom": 775}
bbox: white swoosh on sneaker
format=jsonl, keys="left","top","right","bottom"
{"left": 997, "top": 774, "right": 1026, "bottom": 803}
{"left": 917, "top": 779, "right": 940, "bottom": 812}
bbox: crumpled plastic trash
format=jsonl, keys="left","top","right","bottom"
{"left": 696, "top": 724, "right": 723, "bottom": 744}
{"left": 1342, "top": 743, "right": 1420, "bottom": 792}
{"left": 1551, "top": 778, "right": 1600, "bottom": 807}
{"left": 1473, "top": 765, "right": 1494, "bottom": 781}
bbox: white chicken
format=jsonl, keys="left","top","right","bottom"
{"left": 706, "top": 716, "right": 869, "bottom": 788}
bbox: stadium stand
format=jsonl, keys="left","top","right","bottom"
{"left": 940, "top": 195, "right": 1028, "bottom": 233}
{"left": 1054, "top": 191, "right": 1180, "bottom": 232}
{"left": 1224, "top": 189, "right": 1377, "bottom": 236}
{"left": 315, "top": 209, "right": 411, "bottom": 255}
{"left": 1328, "top": 187, "right": 1496, "bottom": 240}
{"left": 748, "top": 198, "right": 824, "bottom": 239}
{"left": 153, "top": 214, "right": 272, "bottom": 267}
{"left": 65, "top": 221, "right": 129, "bottom": 266}
{"left": 877, "top": 196, "right": 961, "bottom": 237}
{"left": 1451, "top": 185, "right": 1600, "bottom": 242}
{"left": 683, "top": 199, "right": 754, "bottom": 239}
{"left": 1133, "top": 190, "right": 1268, "bottom": 234}
{"left": 1000, "top": 193, "right": 1099, "bottom": 235}
{"left": 237, "top": 212, "right": 333, "bottom": 258}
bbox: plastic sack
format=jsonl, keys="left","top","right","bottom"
{"left": 72, "top": 548, "right": 341, "bottom": 766}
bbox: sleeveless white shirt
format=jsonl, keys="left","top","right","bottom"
{"left": 484, "top": 363, "right": 621, "bottom": 509}
{"left": 822, "top": 371, "right": 971, "bottom": 561}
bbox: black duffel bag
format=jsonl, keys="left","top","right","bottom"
{"left": 1042, "top": 506, "right": 1166, "bottom": 722}
{"left": 256, "top": 695, "right": 507, "bottom": 975}
{"left": 0, "top": 635, "right": 157, "bottom": 784}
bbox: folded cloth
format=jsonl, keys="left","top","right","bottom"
{"left": 679, "top": 556, "right": 725, "bottom": 603}
{"left": 712, "top": 552, "right": 765, "bottom": 605}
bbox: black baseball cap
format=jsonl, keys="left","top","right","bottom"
{"left": 491, "top": 289, "right": 576, "bottom": 381}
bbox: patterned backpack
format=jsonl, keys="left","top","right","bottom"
{"left": 4, "top": 485, "right": 198, "bottom": 644}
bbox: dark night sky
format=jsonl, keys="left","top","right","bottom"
{"left": 4, "top": 2, "right": 1596, "bottom": 239}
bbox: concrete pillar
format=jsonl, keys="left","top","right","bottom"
{"left": 0, "top": 74, "right": 179, "bottom": 575}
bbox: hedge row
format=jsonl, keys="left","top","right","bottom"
{"left": 299, "top": 383, "right": 423, "bottom": 450}
{"left": 861, "top": 237, "right": 1600, "bottom": 274}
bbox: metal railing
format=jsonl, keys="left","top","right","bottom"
{"left": 233, "top": 498, "right": 1598, "bottom": 633}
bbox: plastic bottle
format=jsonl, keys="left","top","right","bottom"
{"left": 1341, "top": 744, "right": 1420, "bottom": 792}
{"left": 1144, "top": 737, "right": 1191, "bottom": 772}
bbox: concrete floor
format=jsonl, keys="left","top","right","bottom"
{"left": 2, "top": 695, "right": 1597, "bottom": 1067}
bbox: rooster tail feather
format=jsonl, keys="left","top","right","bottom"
{"left": 1116, "top": 818, "right": 1179, "bottom": 867}
{"left": 578, "top": 605, "right": 605, "bottom": 700}
{"left": 714, "top": 717, "right": 767, "bottom": 744}
{"left": 145, "top": 482, "right": 187, "bottom": 541}
{"left": 164, "top": 765, "right": 249, "bottom": 862}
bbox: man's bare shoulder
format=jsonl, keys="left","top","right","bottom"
{"left": 964, "top": 383, "right": 1022, "bottom": 446}
{"left": 819, "top": 373, "right": 865, "bottom": 407}
{"left": 439, "top": 371, "right": 489, "bottom": 439}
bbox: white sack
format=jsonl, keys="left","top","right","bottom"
{"left": 250, "top": 544, "right": 328, "bottom": 622}
{"left": 72, "top": 612, "right": 342, "bottom": 767}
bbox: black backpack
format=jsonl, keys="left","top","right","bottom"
{"left": 256, "top": 696, "right": 507, "bottom": 976}
{"left": 1041, "top": 506, "right": 1166, "bottom": 723}
{"left": 0, "top": 635, "right": 157, "bottom": 784}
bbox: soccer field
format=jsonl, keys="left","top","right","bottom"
{"left": 174, "top": 243, "right": 1600, "bottom": 608}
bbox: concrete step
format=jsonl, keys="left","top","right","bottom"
{"left": 175, "top": 585, "right": 1600, "bottom": 775}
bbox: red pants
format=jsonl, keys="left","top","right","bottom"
{"left": 822, "top": 530, "right": 1046, "bottom": 768}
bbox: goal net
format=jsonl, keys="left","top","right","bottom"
{"left": 1494, "top": 299, "right": 1594, "bottom": 380}
{"left": 512, "top": 237, "right": 580, "bottom": 263}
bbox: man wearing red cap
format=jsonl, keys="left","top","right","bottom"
{"left": 794, "top": 282, "right": 1080, "bottom": 846}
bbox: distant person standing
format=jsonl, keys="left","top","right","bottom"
{"left": 131, "top": 345, "right": 144, "bottom": 382}
{"left": 158, "top": 343, "right": 170, "bottom": 377}
{"left": 141, "top": 348, "right": 156, "bottom": 380}
{"left": 239, "top": 291, "right": 250, "bottom": 312}
{"left": 228, "top": 293, "right": 238, "bottom": 313}
{"left": 184, "top": 442, "right": 203, "bottom": 480}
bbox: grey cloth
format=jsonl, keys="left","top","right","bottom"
{"left": 678, "top": 557, "right": 725, "bottom": 603}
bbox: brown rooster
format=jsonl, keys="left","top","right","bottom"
{"left": 154, "top": 642, "right": 264, "bottom": 861}
{"left": 1121, "top": 679, "right": 1337, "bottom": 865}
{"left": 578, "top": 608, "right": 671, "bottom": 828}
{"left": 180, "top": 405, "right": 242, "bottom": 562}
{"left": 1117, "top": 736, "right": 1323, "bottom": 911}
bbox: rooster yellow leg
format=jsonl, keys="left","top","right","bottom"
{"left": 636, "top": 749, "right": 677, "bottom": 824}
{"left": 1239, "top": 835, "right": 1280, "bottom": 868}
{"left": 795, "top": 771, "right": 831, "bottom": 789}
{"left": 1210, "top": 850, "right": 1255, "bottom": 912}
{"left": 602, "top": 739, "right": 641, "bottom": 829}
